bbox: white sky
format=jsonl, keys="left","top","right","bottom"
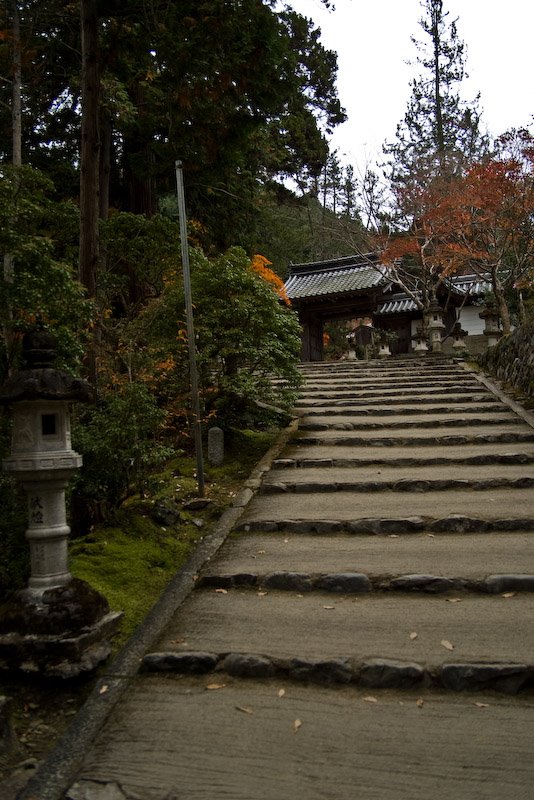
{"left": 287, "top": 0, "right": 534, "bottom": 174}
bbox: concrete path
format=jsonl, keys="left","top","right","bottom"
{"left": 23, "top": 357, "right": 534, "bottom": 800}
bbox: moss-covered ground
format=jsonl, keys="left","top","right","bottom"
{"left": 69, "top": 427, "right": 278, "bottom": 647}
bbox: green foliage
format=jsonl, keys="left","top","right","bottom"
{"left": 100, "top": 212, "right": 182, "bottom": 315}
{"left": 0, "top": 165, "right": 92, "bottom": 377}
{"left": 71, "top": 383, "right": 174, "bottom": 522}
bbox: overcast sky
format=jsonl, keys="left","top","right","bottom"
{"left": 287, "top": 0, "right": 534, "bottom": 174}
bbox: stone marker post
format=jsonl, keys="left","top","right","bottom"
{"left": 208, "top": 426, "right": 224, "bottom": 466}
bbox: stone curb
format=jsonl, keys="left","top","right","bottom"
{"left": 462, "top": 363, "right": 534, "bottom": 431}
{"left": 260, "top": 477, "right": 534, "bottom": 494}
{"left": 236, "top": 516, "right": 534, "bottom": 534}
{"left": 196, "top": 571, "right": 534, "bottom": 595}
{"left": 141, "top": 651, "right": 534, "bottom": 694}
{"left": 272, "top": 454, "right": 534, "bottom": 469}
{"left": 295, "top": 432, "right": 534, "bottom": 447}
{"left": 17, "top": 419, "right": 298, "bottom": 800}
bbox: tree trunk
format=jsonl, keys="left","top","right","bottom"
{"left": 79, "top": 0, "right": 100, "bottom": 299}
{"left": 3, "top": 0, "right": 22, "bottom": 374}
{"left": 493, "top": 275, "right": 511, "bottom": 335}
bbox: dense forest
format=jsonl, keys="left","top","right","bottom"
{"left": 0, "top": 0, "right": 533, "bottom": 601}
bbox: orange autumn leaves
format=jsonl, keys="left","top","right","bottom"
{"left": 250, "top": 254, "right": 290, "bottom": 306}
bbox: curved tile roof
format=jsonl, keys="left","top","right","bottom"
{"left": 285, "top": 254, "right": 389, "bottom": 300}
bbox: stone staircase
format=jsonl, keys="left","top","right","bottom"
{"left": 141, "top": 356, "right": 534, "bottom": 693}
{"left": 59, "top": 357, "right": 534, "bottom": 800}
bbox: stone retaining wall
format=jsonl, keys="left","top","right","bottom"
{"left": 478, "top": 323, "right": 534, "bottom": 401}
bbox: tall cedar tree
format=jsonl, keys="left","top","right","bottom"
{"left": 384, "top": 0, "right": 487, "bottom": 213}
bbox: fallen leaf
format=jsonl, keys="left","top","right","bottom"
{"left": 293, "top": 718, "right": 302, "bottom": 732}
{"left": 236, "top": 705, "right": 254, "bottom": 715}
{"left": 99, "top": 685, "right": 109, "bottom": 695}
{"left": 323, "top": 605, "right": 335, "bottom": 610}
{"left": 441, "top": 639, "right": 454, "bottom": 651}
{"left": 363, "top": 696, "right": 378, "bottom": 704}
{"left": 284, "top": 539, "right": 289, "bottom": 543}
{"left": 258, "top": 591, "right": 268, "bottom": 597}
{"left": 388, "top": 534, "right": 399, "bottom": 538}
{"left": 215, "top": 588, "right": 228, "bottom": 594}
{"left": 502, "top": 592, "right": 516, "bottom": 598}
{"left": 206, "top": 683, "right": 226, "bottom": 691}
{"left": 257, "top": 550, "right": 266, "bottom": 555}
{"left": 475, "top": 702, "right": 489, "bottom": 708}
{"left": 447, "top": 598, "right": 462, "bottom": 603}
{"left": 409, "top": 632, "right": 418, "bottom": 640}
{"left": 427, "top": 533, "right": 435, "bottom": 538}
{"left": 278, "top": 689, "right": 286, "bottom": 698}
{"left": 416, "top": 698, "right": 424, "bottom": 708}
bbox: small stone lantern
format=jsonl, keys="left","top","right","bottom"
{"left": 0, "top": 330, "right": 122, "bottom": 677}
{"left": 427, "top": 302, "right": 446, "bottom": 353}
{"left": 451, "top": 321, "right": 469, "bottom": 357}
{"left": 412, "top": 325, "right": 428, "bottom": 353}
{"left": 479, "top": 303, "right": 502, "bottom": 348}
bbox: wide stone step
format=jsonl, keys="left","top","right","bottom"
{"left": 300, "top": 380, "right": 482, "bottom": 396}
{"left": 279, "top": 442, "right": 534, "bottom": 467}
{"left": 296, "top": 393, "right": 496, "bottom": 408}
{"left": 298, "top": 413, "right": 521, "bottom": 432}
{"left": 298, "top": 386, "right": 491, "bottom": 400}
{"left": 294, "top": 425, "right": 534, "bottom": 448}
{"left": 298, "top": 402, "right": 506, "bottom": 417}
{"left": 147, "top": 590, "right": 534, "bottom": 692}
{"left": 198, "top": 532, "right": 534, "bottom": 583}
{"left": 237, "top": 488, "right": 534, "bottom": 533}
{"left": 73, "top": 677, "right": 534, "bottom": 799}
{"left": 261, "top": 463, "right": 534, "bottom": 493}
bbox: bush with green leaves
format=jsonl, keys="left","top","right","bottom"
{"left": 71, "top": 382, "right": 174, "bottom": 532}
{"left": 122, "top": 245, "right": 303, "bottom": 428}
{"left": 0, "top": 164, "right": 92, "bottom": 378}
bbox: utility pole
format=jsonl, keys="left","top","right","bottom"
{"left": 175, "top": 161, "right": 205, "bottom": 497}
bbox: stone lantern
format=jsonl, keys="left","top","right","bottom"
{"left": 479, "top": 302, "right": 502, "bottom": 348}
{"left": 451, "top": 321, "right": 469, "bottom": 357}
{"left": 0, "top": 330, "right": 122, "bottom": 677}
{"left": 411, "top": 325, "right": 428, "bottom": 354}
{"left": 427, "top": 302, "right": 446, "bottom": 353}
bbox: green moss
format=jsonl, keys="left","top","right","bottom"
{"left": 68, "top": 426, "right": 280, "bottom": 647}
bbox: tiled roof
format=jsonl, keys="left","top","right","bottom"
{"left": 376, "top": 297, "right": 418, "bottom": 315}
{"left": 284, "top": 254, "right": 389, "bottom": 300}
{"left": 448, "top": 274, "right": 491, "bottom": 296}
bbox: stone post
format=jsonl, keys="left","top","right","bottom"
{"left": 208, "top": 426, "right": 224, "bottom": 466}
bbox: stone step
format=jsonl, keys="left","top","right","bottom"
{"left": 147, "top": 590, "right": 534, "bottom": 692}
{"left": 294, "top": 426, "right": 534, "bottom": 448}
{"left": 261, "top": 463, "right": 534, "bottom": 494}
{"left": 298, "top": 385, "right": 491, "bottom": 400}
{"left": 298, "top": 413, "right": 522, "bottom": 432}
{"left": 296, "top": 393, "right": 496, "bottom": 408}
{"left": 237, "top": 488, "right": 534, "bottom": 534}
{"left": 298, "top": 402, "right": 507, "bottom": 416}
{"left": 198, "top": 532, "right": 534, "bottom": 583}
{"left": 73, "top": 676, "right": 534, "bottom": 798}
{"left": 300, "top": 378, "right": 482, "bottom": 393}
{"left": 279, "top": 442, "right": 534, "bottom": 467}
{"left": 197, "top": 571, "right": 534, "bottom": 595}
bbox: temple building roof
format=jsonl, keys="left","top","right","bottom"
{"left": 284, "top": 254, "right": 388, "bottom": 301}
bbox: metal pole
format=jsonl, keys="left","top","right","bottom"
{"left": 175, "top": 160, "right": 205, "bottom": 497}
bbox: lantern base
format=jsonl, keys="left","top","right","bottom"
{"left": 0, "top": 579, "right": 122, "bottom": 678}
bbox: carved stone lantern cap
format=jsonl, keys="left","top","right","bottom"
{"left": 0, "top": 329, "right": 91, "bottom": 405}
